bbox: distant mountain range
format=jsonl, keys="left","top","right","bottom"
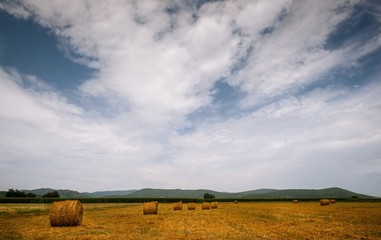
{"left": 0, "top": 187, "right": 376, "bottom": 199}
{"left": 116, "top": 187, "right": 374, "bottom": 199}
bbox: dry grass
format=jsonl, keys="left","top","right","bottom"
{"left": 50, "top": 200, "right": 83, "bottom": 227}
{"left": 1, "top": 202, "right": 381, "bottom": 239}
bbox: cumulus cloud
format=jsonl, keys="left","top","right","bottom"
{"left": 165, "top": 82, "right": 381, "bottom": 192}
{"left": 0, "top": 0, "right": 380, "bottom": 195}
{"left": 0, "top": 67, "right": 145, "bottom": 190}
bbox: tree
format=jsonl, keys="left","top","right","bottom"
{"left": 26, "top": 193, "right": 36, "bottom": 198}
{"left": 43, "top": 191, "right": 60, "bottom": 198}
{"left": 5, "top": 189, "right": 27, "bottom": 197}
{"left": 203, "top": 192, "right": 215, "bottom": 199}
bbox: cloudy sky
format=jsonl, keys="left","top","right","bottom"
{"left": 0, "top": 0, "right": 380, "bottom": 196}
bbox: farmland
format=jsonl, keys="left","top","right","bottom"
{"left": 1, "top": 202, "right": 380, "bottom": 239}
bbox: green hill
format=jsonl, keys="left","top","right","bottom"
{"left": 239, "top": 187, "right": 370, "bottom": 199}
{"left": 117, "top": 187, "right": 372, "bottom": 199}
{"left": 86, "top": 190, "right": 138, "bottom": 197}
{"left": 1, "top": 187, "right": 375, "bottom": 199}
{"left": 124, "top": 188, "right": 234, "bottom": 198}
{"left": 120, "top": 187, "right": 375, "bottom": 199}
{"left": 24, "top": 188, "right": 90, "bottom": 198}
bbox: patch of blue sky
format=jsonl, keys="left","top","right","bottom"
{"left": 325, "top": 4, "right": 380, "bottom": 51}
{"left": 303, "top": 3, "right": 381, "bottom": 91}
{"left": 212, "top": 79, "right": 242, "bottom": 107}
{"left": 325, "top": 46, "right": 380, "bottom": 91}
{"left": 0, "top": 11, "right": 94, "bottom": 91}
{"left": 260, "top": 26, "right": 275, "bottom": 36}
{"left": 356, "top": 48, "right": 381, "bottom": 77}
{"left": 291, "top": 54, "right": 380, "bottom": 107}
{"left": 180, "top": 79, "right": 247, "bottom": 134}
{"left": 193, "top": 0, "right": 224, "bottom": 10}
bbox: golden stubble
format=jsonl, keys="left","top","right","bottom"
{"left": 1, "top": 202, "right": 380, "bottom": 239}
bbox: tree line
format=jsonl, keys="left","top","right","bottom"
{"left": 5, "top": 189, "right": 60, "bottom": 198}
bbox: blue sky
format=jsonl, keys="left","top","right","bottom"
{"left": 0, "top": 0, "right": 380, "bottom": 196}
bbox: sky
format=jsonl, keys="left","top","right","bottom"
{"left": 0, "top": 0, "right": 380, "bottom": 196}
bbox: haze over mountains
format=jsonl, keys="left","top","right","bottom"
{"left": 1, "top": 187, "right": 374, "bottom": 199}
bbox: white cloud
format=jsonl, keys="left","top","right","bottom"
{"left": 0, "top": 0, "right": 380, "bottom": 195}
{"left": 164, "top": 81, "right": 381, "bottom": 193}
{"left": 229, "top": 0, "right": 374, "bottom": 107}
{"left": 0, "top": 67, "right": 146, "bottom": 190}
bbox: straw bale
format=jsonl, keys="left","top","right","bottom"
{"left": 320, "top": 199, "right": 330, "bottom": 206}
{"left": 211, "top": 201, "right": 218, "bottom": 209}
{"left": 143, "top": 201, "right": 158, "bottom": 215}
{"left": 187, "top": 202, "right": 196, "bottom": 210}
{"left": 173, "top": 201, "right": 183, "bottom": 210}
{"left": 49, "top": 200, "right": 83, "bottom": 227}
{"left": 202, "top": 202, "right": 211, "bottom": 210}
{"left": 293, "top": 200, "right": 299, "bottom": 203}
{"left": 329, "top": 199, "right": 336, "bottom": 204}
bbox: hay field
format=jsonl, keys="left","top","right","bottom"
{"left": 1, "top": 202, "right": 380, "bottom": 239}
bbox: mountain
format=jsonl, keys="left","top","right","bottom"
{"left": 121, "top": 187, "right": 374, "bottom": 199}
{"left": 2, "top": 187, "right": 375, "bottom": 199}
{"left": 238, "top": 187, "right": 370, "bottom": 199}
{"left": 123, "top": 188, "right": 241, "bottom": 198}
{"left": 116, "top": 187, "right": 374, "bottom": 199}
{"left": 85, "top": 190, "right": 138, "bottom": 197}
{"left": 236, "top": 189, "right": 277, "bottom": 197}
{"left": 23, "top": 188, "right": 90, "bottom": 198}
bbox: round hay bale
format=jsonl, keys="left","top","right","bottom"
{"left": 173, "top": 201, "right": 183, "bottom": 210}
{"left": 329, "top": 199, "right": 336, "bottom": 204}
{"left": 202, "top": 202, "right": 211, "bottom": 210}
{"left": 211, "top": 201, "right": 218, "bottom": 209}
{"left": 143, "top": 201, "right": 158, "bottom": 215}
{"left": 233, "top": 200, "right": 238, "bottom": 204}
{"left": 293, "top": 200, "right": 299, "bottom": 203}
{"left": 187, "top": 202, "right": 196, "bottom": 210}
{"left": 49, "top": 200, "right": 83, "bottom": 227}
{"left": 320, "top": 199, "right": 330, "bottom": 206}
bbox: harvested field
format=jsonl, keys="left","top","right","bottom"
{"left": 1, "top": 202, "right": 381, "bottom": 239}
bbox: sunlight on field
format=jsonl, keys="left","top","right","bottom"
{"left": 1, "top": 202, "right": 380, "bottom": 239}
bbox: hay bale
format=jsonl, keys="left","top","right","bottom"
{"left": 211, "top": 201, "right": 218, "bottom": 209}
{"left": 320, "top": 199, "right": 330, "bottom": 206}
{"left": 329, "top": 199, "right": 336, "bottom": 204}
{"left": 143, "top": 201, "right": 158, "bottom": 215}
{"left": 49, "top": 200, "right": 83, "bottom": 227}
{"left": 293, "top": 200, "right": 299, "bottom": 203}
{"left": 187, "top": 202, "right": 196, "bottom": 210}
{"left": 233, "top": 200, "right": 238, "bottom": 204}
{"left": 202, "top": 202, "right": 211, "bottom": 210}
{"left": 173, "top": 201, "right": 183, "bottom": 210}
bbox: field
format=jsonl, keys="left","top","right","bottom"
{"left": 1, "top": 202, "right": 380, "bottom": 239}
